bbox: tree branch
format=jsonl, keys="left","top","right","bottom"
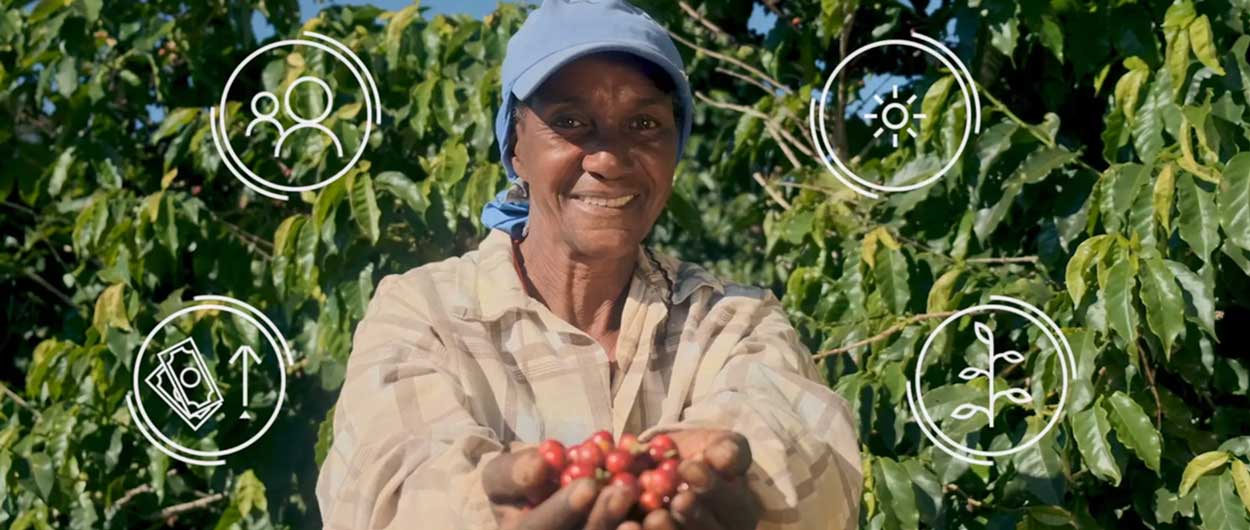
{"left": 752, "top": 172, "right": 792, "bottom": 210}
{"left": 694, "top": 91, "right": 813, "bottom": 159}
{"left": 813, "top": 311, "right": 958, "bottom": 360}
{"left": 146, "top": 492, "right": 227, "bottom": 520}
{"left": 23, "top": 270, "right": 76, "bottom": 308}
{"left": 667, "top": 30, "right": 791, "bottom": 95}
{"left": 0, "top": 381, "right": 38, "bottom": 417}
{"left": 833, "top": 8, "right": 857, "bottom": 159}
{"left": 714, "top": 66, "right": 773, "bottom": 94}
{"left": 965, "top": 256, "right": 1039, "bottom": 265}
{"left": 1138, "top": 345, "right": 1163, "bottom": 431}
{"left": 677, "top": 1, "right": 733, "bottom": 41}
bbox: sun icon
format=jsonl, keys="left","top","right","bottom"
{"left": 863, "top": 84, "right": 927, "bottom": 148}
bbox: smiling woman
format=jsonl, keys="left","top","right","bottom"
{"left": 314, "top": 1, "right": 862, "bottom": 530}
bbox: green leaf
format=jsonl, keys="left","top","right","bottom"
{"left": 92, "top": 284, "right": 130, "bottom": 333}
{"left": 1154, "top": 163, "right": 1177, "bottom": 231}
{"left": 1219, "top": 153, "right": 1250, "bottom": 251}
{"left": 1177, "top": 171, "right": 1221, "bottom": 262}
{"left": 1234, "top": 36, "right": 1250, "bottom": 105}
{"left": 1114, "top": 69, "right": 1149, "bottom": 122}
{"left": 874, "top": 457, "right": 919, "bottom": 530}
{"left": 1036, "top": 15, "right": 1064, "bottom": 62}
{"left": 873, "top": 247, "right": 910, "bottom": 314}
{"left": 1132, "top": 70, "right": 1169, "bottom": 165}
{"left": 271, "top": 215, "right": 304, "bottom": 292}
{"left": 1011, "top": 415, "right": 1066, "bottom": 504}
{"left": 1196, "top": 473, "right": 1250, "bottom": 530}
{"left": 1105, "top": 391, "right": 1163, "bottom": 472}
{"left": 234, "top": 470, "right": 268, "bottom": 516}
{"left": 1181, "top": 451, "right": 1232, "bottom": 497}
{"left": 1139, "top": 256, "right": 1184, "bottom": 357}
{"left": 927, "top": 266, "right": 965, "bottom": 313}
{"left": 1072, "top": 406, "right": 1122, "bottom": 485}
{"left": 434, "top": 142, "right": 469, "bottom": 188}
{"left": 49, "top": 146, "right": 75, "bottom": 197}
{"left": 1066, "top": 235, "right": 1109, "bottom": 305}
{"left": 151, "top": 108, "right": 199, "bottom": 143}
{"left": 1016, "top": 147, "right": 1077, "bottom": 184}
{"left": 385, "top": 4, "right": 423, "bottom": 66}
{"left": 1166, "top": 25, "right": 1192, "bottom": 95}
{"left": 920, "top": 76, "right": 954, "bottom": 146}
{"left": 29, "top": 451, "right": 53, "bottom": 498}
{"left": 56, "top": 56, "right": 78, "bottom": 98}
{"left": 375, "top": 171, "right": 428, "bottom": 215}
{"left": 315, "top": 406, "right": 336, "bottom": 467}
{"left": 1162, "top": 1, "right": 1196, "bottom": 30}
{"left": 72, "top": 196, "right": 109, "bottom": 254}
{"left": 1104, "top": 256, "right": 1138, "bottom": 347}
{"left": 348, "top": 171, "right": 381, "bottom": 244}
{"left": 1166, "top": 260, "right": 1217, "bottom": 336}
{"left": 989, "top": 15, "right": 1020, "bottom": 59}
{"left": 1231, "top": 460, "right": 1250, "bottom": 516}
{"left": 1187, "top": 15, "right": 1226, "bottom": 76}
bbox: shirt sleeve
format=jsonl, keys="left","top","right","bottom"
{"left": 316, "top": 273, "right": 503, "bottom": 530}
{"left": 641, "top": 290, "right": 863, "bottom": 530}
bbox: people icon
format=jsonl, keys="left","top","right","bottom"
{"left": 244, "top": 76, "right": 344, "bottom": 158}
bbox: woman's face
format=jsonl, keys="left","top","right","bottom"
{"left": 511, "top": 54, "right": 679, "bottom": 260}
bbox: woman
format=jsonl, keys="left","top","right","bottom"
{"left": 316, "top": 1, "right": 861, "bottom": 529}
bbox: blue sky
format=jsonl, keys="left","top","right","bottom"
{"left": 254, "top": 0, "right": 777, "bottom": 40}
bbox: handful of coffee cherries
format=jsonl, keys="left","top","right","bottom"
{"left": 537, "top": 431, "right": 684, "bottom": 514}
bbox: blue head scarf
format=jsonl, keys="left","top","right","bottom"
{"left": 480, "top": 0, "right": 695, "bottom": 239}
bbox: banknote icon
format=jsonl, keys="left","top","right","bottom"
{"left": 144, "top": 338, "right": 224, "bottom": 431}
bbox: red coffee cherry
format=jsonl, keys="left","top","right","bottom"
{"left": 605, "top": 449, "right": 634, "bottom": 474}
{"left": 639, "top": 490, "right": 665, "bottom": 512}
{"left": 589, "top": 430, "right": 614, "bottom": 454}
{"left": 538, "top": 439, "right": 567, "bottom": 473}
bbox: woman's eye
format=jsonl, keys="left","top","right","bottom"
{"left": 553, "top": 117, "right": 585, "bottom": 128}
{"left": 632, "top": 117, "right": 659, "bottom": 129}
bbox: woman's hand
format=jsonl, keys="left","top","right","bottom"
{"left": 483, "top": 446, "right": 639, "bottom": 530}
{"left": 645, "top": 430, "right": 761, "bottom": 530}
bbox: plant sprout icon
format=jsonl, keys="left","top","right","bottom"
{"left": 863, "top": 84, "right": 926, "bottom": 149}
{"left": 949, "top": 321, "right": 1032, "bottom": 428}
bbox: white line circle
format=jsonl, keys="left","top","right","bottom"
{"left": 284, "top": 76, "right": 335, "bottom": 124}
{"left": 908, "top": 296, "right": 1073, "bottom": 460}
{"left": 215, "top": 36, "right": 375, "bottom": 195}
{"left": 129, "top": 298, "right": 288, "bottom": 460}
{"left": 810, "top": 37, "right": 976, "bottom": 195}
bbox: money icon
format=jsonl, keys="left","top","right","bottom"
{"left": 144, "top": 338, "right": 225, "bottom": 431}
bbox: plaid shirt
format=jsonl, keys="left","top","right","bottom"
{"left": 316, "top": 228, "right": 862, "bottom": 529}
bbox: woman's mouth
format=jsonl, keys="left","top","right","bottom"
{"left": 569, "top": 193, "right": 638, "bottom": 209}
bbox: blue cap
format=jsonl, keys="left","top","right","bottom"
{"left": 480, "top": 0, "right": 694, "bottom": 239}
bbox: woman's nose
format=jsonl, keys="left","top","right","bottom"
{"left": 580, "top": 133, "right": 635, "bottom": 179}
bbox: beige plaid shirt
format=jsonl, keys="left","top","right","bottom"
{"left": 316, "top": 228, "right": 861, "bottom": 530}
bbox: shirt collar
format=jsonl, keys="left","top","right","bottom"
{"left": 454, "top": 228, "right": 720, "bottom": 322}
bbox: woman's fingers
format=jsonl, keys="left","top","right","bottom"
{"left": 641, "top": 508, "right": 680, "bottom": 530}
{"left": 483, "top": 448, "right": 552, "bottom": 505}
{"left": 668, "top": 490, "right": 725, "bottom": 530}
{"left": 702, "top": 432, "right": 752, "bottom": 478}
{"left": 584, "top": 484, "right": 639, "bottom": 530}
{"left": 677, "top": 459, "right": 761, "bottom": 530}
{"left": 517, "top": 477, "right": 601, "bottom": 530}
{"left": 617, "top": 521, "right": 643, "bottom": 530}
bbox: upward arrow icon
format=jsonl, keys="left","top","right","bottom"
{"left": 229, "top": 346, "right": 262, "bottom": 419}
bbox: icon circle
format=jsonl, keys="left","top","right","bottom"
{"left": 210, "top": 31, "right": 381, "bottom": 201}
{"left": 904, "top": 295, "right": 1075, "bottom": 466}
{"left": 125, "top": 295, "right": 293, "bottom": 466}
{"left": 809, "top": 32, "right": 983, "bottom": 199}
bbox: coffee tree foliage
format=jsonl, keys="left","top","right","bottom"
{"left": 2, "top": 0, "right": 1249, "bottom": 528}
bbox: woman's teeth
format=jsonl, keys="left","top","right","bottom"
{"left": 572, "top": 194, "right": 636, "bottom": 208}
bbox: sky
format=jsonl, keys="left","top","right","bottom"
{"left": 253, "top": 0, "right": 777, "bottom": 40}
